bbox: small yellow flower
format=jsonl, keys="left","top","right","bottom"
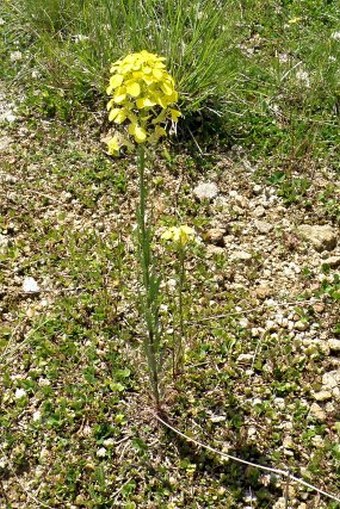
{"left": 106, "top": 74, "right": 124, "bottom": 93}
{"left": 107, "top": 136, "right": 120, "bottom": 156}
{"left": 161, "top": 225, "right": 196, "bottom": 247}
{"left": 104, "top": 133, "right": 133, "bottom": 156}
{"left": 288, "top": 16, "right": 302, "bottom": 24}
{"left": 105, "top": 50, "right": 181, "bottom": 155}
{"left": 108, "top": 107, "right": 128, "bottom": 123}
{"left": 126, "top": 80, "right": 141, "bottom": 97}
{"left": 128, "top": 123, "right": 147, "bottom": 143}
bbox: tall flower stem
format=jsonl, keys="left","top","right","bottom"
{"left": 174, "top": 245, "right": 186, "bottom": 376}
{"left": 137, "top": 145, "right": 161, "bottom": 409}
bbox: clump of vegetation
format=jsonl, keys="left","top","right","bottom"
{"left": 2, "top": 0, "right": 339, "bottom": 164}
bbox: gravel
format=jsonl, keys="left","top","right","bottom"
{"left": 193, "top": 182, "right": 219, "bottom": 201}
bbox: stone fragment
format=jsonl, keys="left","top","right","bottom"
{"left": 325, "top": 402, "right": 335, "bottom": 413}
{"left": 239, "top": 318, "right": 249, "bottom": 328}
{"left": 283, "top": 448, "right": 294, "bottom": 457}
{"left": 254, "top": 220, "right": 273, "bottom": 234}
{"left": 332, "top": 387, "right": 340, "bottom": 401}
{"left": 204, "top": 228, "right": 225, "bottom": 245}
{"left": 251, "top": 327, "right": 263, "bottom": 337}
{"left": 272, "top": 497, "right": 287, "bottom": 509}
{"left": 0, "top": 172, "right": 18, "bottom": 184}
{"left": 295, "top": 320, "right": 308, "bottom": 331}
{"left": 210, "top": 415, "right": 226, "bottom": 423}
{"left": 223, "top": 235, "right": 235, "bottom": 246}
{"left": 265, "top": 319, "right": 277, "bottom": 331}
{"left": 0, "top": 110, "right": 16, "bottom": 123}
{"left": 309, "top": 402, "right": 326, "bottom": 421}
{"left": 273, "top": 397, "right": 285, "bottom": 409}
{"left": 96, "top": 447, "right": 106, "bottom": 458}
{"left": 322, "top": 370, "right": 340, "bottom": 390}
{"left": 297, "top": 224, "right": 337, "bottom": 252}
{"left": 213, "top": 196, "right": 228, "bottom": 211}
{"left": 231, "top": 250, "right": 252, "bottom": 264}
{"left": 313, "top": 302, "right": 325, "bottom": 314}
{"left": 22, "top": 277, "right": 40, "bottom": 294}
{"left": 237, "top": 353, "right": 253, "bottom": 363}
{"left": 166, "top": 278, "right": 176, "bottom": 290}
{"left": 282, "top": 436, "right": 293, "bottom": 449}
{"left": 231, "top": 205, "right": 244, "bottom": 216}
{"left": 253, "top": 205, "right": 266, "bottom": 218}
{"left": 229, "top": 191, "right": 248, "bottom": 208}
{"left": 247, "top": 426, "right": 257, "bottom": 438}
{"left": 311, "top": 435, "right": 324, "bottom": 447}
{"left": 328, "top": 338, "right": 340, "bottom": 353}
{"left": 206, "top": 245, "right": 225, "bottom": 257}
{"left": 10, "top": 50, "right": 23, "bottom": 62}
{"left": 103, "top": 438, "right": 115, "bottom": 447}
{"left": 313, "top": 390, "right": 332, "bottom": 402}
{"left": 15, "top": 388, "right": 27, "bottom": 399}
{"left": 255, "top": 285, "right": 272, "bottom": 299}
{"left": 193, "top": 182, "right": 219, "bottom": 201}
{"left": 0, "top": 136, "right": 11, "bottom": 151}
{"left": 253, "top": 184, "right": 262, "bottom": 195}
{"left": 33, "top": 410, "right": 41, "bottom": 422}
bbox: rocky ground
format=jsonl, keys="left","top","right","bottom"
{"left": 0, "top": 79, "right": 339, "bottom": 508}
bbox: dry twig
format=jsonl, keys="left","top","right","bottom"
{"left": 155, "top": 414, "right": 340, "bottom": 505}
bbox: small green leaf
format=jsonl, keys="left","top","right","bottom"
{"left": 110, "top": 382, "right": 125, "bottom": 392}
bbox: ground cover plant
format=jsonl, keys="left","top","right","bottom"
{"left": 0, "top": 0, "right": 340, "bottom": 508}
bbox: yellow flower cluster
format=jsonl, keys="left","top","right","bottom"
{"left": 106, "top": 50, "right": 181, "bottom": 155}
{"left": 161, "top": 225, "right": 196, "bottom": 247}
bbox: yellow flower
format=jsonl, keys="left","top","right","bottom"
{"left": 126, "top": 80, "right": 141, "bottom": 97}
{"left": 107, "top": 136, "right": 120, "bottom": 156}
{"left": 170, "top": 109, "right": 181, "bottom": 122}
{"left": 105, "top": 50, "right": 181, "bottom": 155}
{"left": 288, "top": 16, "right": 302, "bottom": 24}
{"left": 108, "top": 107, "right": 128, "bottom": 123}
{"left": 106, "top": 74, "right": 124, "bottom": 94}
{"left": 161, "top": 226, "right": 196, "bottom": 247}
{"left": 128, "top": 123, "right": 147, "bottom": 143}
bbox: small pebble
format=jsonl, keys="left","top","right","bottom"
{"left": 322, "top": 371, "right": 340, "bottom": 389}
{"left": 328, "top": 338, "right": 340, "bottom": 353}
{"left": 204, "top": 227, "right": 225, "bottom": 245}
{"left": 313, "top": 390, "right": 332, "bottom": 402}
{"left": 231, "top": 250, "right": 252, "bottom": 264}
{"left": 15, "top": 388, "right": 27, "bottom": 399}
{"left": 0, "top": 136, "right": 12, "bottom": 151}
{"left": 193, "top": 182, "right": 219, "bottom": 201}
{"left": 254, "top": 220, "right": 273, "bottom": 234}
{"left": 253, "top": 205, "right": 266, "bottom": 218}
{"left": 237, "top": 353, "right": 253, "bottom": 363}
{"left": 96, "top": 447, "right": 107, "bottom": 458}
{"left": 309, "top": 402, "right": 326, "bottom": 421}
{"left": 23, "top": 276, "right": 40, "bottom": 294}
{"left": 295, "top": 320, "right": 308, "bottom": 331}
{"left": 253, "top": 184, "right": 262, "bottom": 195}
{"left": 33, "top": 410, "right": 41, "bottom": 422}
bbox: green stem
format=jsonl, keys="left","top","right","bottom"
{"left": 137, "top": 145, "right": 161, "bottom": 409}
{"left": 175, "top": 245, "right": 186, "bottom": 375}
